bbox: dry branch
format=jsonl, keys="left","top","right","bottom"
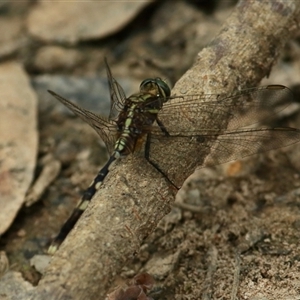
{"left": 32, "top": 1, "right": 300, "bottom": 299}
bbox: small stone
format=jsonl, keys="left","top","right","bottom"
{"left": 33, "top": 46, "right": 83, "bottom": 72}
{"left": 0, "top": 251, "right": 9, "bottom": 278}
{"left": 17, "top": 229, "right": 26, "bottom": 237}
{"left": 30, "top": 255, "right": 51, "bottom": 274}
{"left": 0, "top": 17, "right": 26, "bottom": 58}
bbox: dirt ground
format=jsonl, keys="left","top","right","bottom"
{"left": 1, "top": 1, "right": 300, "bottom": 299}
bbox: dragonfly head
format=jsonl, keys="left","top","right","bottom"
{"left": 140, "top": 78, "right": 171, "bottom": 101}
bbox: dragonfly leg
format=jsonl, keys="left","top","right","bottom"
{"left": 156, "top": 117, "right": 170, "bottom": 137}
{"left": 48, "top": 154, "right": 118, "bottom": 254}
{"left": 144, "top": 121, "right": 179, "bottom": 190}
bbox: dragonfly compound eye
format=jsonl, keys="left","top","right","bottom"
{"left": 140, "top": 78, "right": 153, "bottom": 88}
{"left": 155, "top": 78, "right": 171, "bottom": 98}
{"left": 140, "top": 78, "right": 171, "bottom": 99}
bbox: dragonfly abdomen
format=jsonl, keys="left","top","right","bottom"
{"left": 48, "top": 152, "right": 120, "bottom": 254}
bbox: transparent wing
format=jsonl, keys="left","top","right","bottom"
{"left": 146, "top": 85, "right": 298, "bottom": 187}
{"left": 148, "top": 127, "right": 300, "bottom": 187}
{"left": 104, "top": 58, "right": 127, "bottom": 121}
{"left": 153, "top": 85, "right": 293, "bottom": 134}
{"left": 48, "top": 90, "right": 117, "bottom": 154}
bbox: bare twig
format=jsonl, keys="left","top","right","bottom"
{"left": 202, "top": 246, "right": 218, "bottom": 300}
{"left": 231, "top": 251, "right": 241, "bottom": 300}
{"left": 25, "top": 154, "right": 61, "bottom": 207}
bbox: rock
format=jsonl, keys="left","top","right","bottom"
{"left": 0, "top": 16, "right": 26, "bottom": 58}
{"left": 31, "top": 74, "right": 133, "bottom": 117}
{"left": 27, "top": 2, "right": 150, "bottom": 44}
{"left": 33, "top": 46, "right": 83, "bottom": 72}
{"left": 0, "top": 62, "right": 38, "bottom": 234}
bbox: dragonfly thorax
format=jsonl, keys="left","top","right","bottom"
{"left": 115, "top": 98, "right": 158, "bottom": 155}
{"left": 113, "top": 77, "right": 171, "bottom": 157}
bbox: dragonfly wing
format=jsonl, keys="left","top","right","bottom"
{"left": 157, "top": 85, "right": 294, "bottom": 134}
{"left": 149, "top": 127, "right": 300, "bottom": 188}
{"left": 201, "top": 127, "right": 300, "bottom": 166}
{"left": 104, "top": 58, "right": 127, "bottom": 121}
{"left": 48, "top": 90, "right": 117, "bottom": 154}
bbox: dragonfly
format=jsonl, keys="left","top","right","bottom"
{"left": 47, "top": 59, "right": 300, "bottom": 253}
